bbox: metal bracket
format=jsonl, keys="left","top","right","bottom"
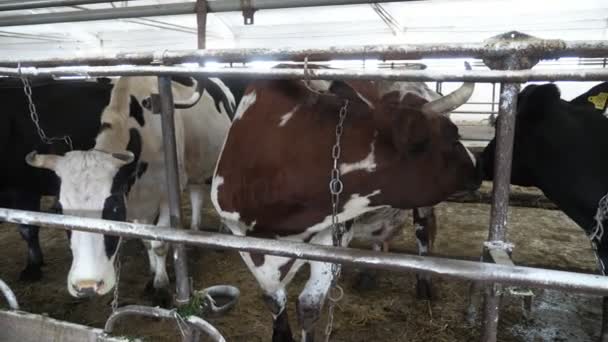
{"left": 240, "top": 0, "right": 255, "bottom": 25}
{"left": 486, "top": 246, "right": 535, "bottom": 317}
{"left": 482, "top": 31, "right": 549, "bottom": 70}
{"left": 148, "top": 93, "right": 162, "bottom": 114}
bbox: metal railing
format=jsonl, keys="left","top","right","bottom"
{"left": 0, "top": 30, "right": 606, "bottom": 342}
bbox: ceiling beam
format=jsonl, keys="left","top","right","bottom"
{"left": 0, "top": 0, "right": 421, "bottom": 27}
{"left": 0, "top": 0, "right": 139, "bottom": 12}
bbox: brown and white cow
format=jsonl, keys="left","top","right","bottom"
{"left": 211, "top": 67, "right": 481, "bottom": 341}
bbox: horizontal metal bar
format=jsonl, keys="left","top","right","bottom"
{"left": 0, "top": 0, "right": 130, "bottom": 11}
{"left": 4, "top": 65, "right": 608, "bottom": 82}
{"left": 0, "top": 0, "right": 408, "bottom": 27}
{"left": 0, "top": 208, "right": 607, "bottom": 296}
{"left": 1, "top": 39, "right": 607, "bottom": 67}
{"left": 0, "top": 310, "right": 125, "bottom": 342}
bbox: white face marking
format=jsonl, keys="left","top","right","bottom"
{"left": 603, "top": 107, "right": 608, "bottom": 118}
{"left": 340, "top": 139, "right": 377, "bottom": 175}
{"left": 278, "top": 104, "right": 300, "bottom": 127}
{"left": 233, "top": 90, "right": 257, "bottom": 120}
{"left": 67, "top": 232, "right": 117, "bottom": 297}
{"left": 51, "top": 150, "right": 125, "bottom": 297}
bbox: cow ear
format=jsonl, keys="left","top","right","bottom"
{"left": 25, "top": 151, "right": 62, "bottom": 171}
{"left": 111, "top": 151, "right": 135, "bottom": 166}
{"left": 517, "top": 83, "right": 561, "bottom": 121}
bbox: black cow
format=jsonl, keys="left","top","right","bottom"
{"left": 481, "top": 81, "right": 608, "bottom": 341}
{"left": 0, "top": 77, "right": 114, "bottom": 281}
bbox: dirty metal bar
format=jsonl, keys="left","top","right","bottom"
{"left": 0, "top": 0, "right": 129, "bottom": 11}
{"left": 0, "top": 0, "right": 410, "bottom": 28}
{"left": 2, "top": 208, "right": 608, "bottom": 296}
{"left": 487, "top": 83, "right": 520, "bottom": 243}
{"left": 481, "top": 82, "right": 521, "bottom": 342}
{"left": 1, "top": 39, "right": 607, "bottom": 67}
{"left": 157, "top": 76, "right": 191, "bottom": 306}
{"left": 3, "top": 65, "right": 608, "bottom": 82}
{"left": 195, "top": 0, "right": 207, "bottom": 50}
{"left": 0, "top": 279, "right": 19, "bottom": 310}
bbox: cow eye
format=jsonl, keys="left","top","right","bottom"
{"left": 141, "top": 97, "right": 152, "bottom": 110}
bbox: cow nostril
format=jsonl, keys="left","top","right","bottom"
{"left": 73, "top": 279, "right": 103, "bottom": 297}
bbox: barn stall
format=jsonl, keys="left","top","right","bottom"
{"left": 0, "top": 0, "right": 607, "bottom": 341}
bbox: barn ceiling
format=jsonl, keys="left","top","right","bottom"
{"left": 0, "top": 0, "right": 605, "bottom": 59}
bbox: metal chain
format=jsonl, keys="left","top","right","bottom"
{"left": 18, "top": 67, "right": 73, "bottom": 151}
{"left": 324, "top": 100, "right": 349, "bottom": 342}
{"left": 591, "top": 193, "right": 608, "bottom": 274}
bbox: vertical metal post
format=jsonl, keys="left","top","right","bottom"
{"left": 195, "top": 0, "right": 207, "bottom": 49}
{"left": 487, "top": 82, "right": 519, "bottom": 242}
{"left": 157, "top": 76, "right": 191, "bottom": 307}
{"left": 481, "top": 81, "right": 521, "bottom": 342}
{"left": 490, "top": 83, "right": 497, "bottom": 124}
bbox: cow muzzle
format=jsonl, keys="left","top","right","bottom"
{"left": 72, "top": 279, "right": 105, "bottom": 298}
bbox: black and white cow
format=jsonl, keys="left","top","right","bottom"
{"left": 23, "top": 76, "right": 233, "bottom": 298}
{"left": 481, "top": 81, "right": 608, "bottom": 341}
{"left": 0, "top": 77, "right": 114, "bottom": 281}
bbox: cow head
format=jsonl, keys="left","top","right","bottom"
{"left": 386, "top": 83, "right": 480, "bottom": 196}
{"left": 26, "top": 149, "right": 134, "bottom": 297}
{"left": 480, "top": 83, "right": 563, "bottom": 186}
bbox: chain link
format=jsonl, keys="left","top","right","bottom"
{"left": 324, "top": 100, "right": 349, "bottom": 342}
{"left": 19, "top": 68, "right": 73, "bottom": 151}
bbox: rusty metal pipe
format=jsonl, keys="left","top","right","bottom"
{"left": 157, "top": 76, "right": 191, "bottom": 306}
{"left": 2, "top": 208, "right": 608, "bottom": 296}
{"left": 1, "top": 39, "right": 607, "bottom": 67}
{"left": 3, "top": 65, "right": 608, "bottom": 82}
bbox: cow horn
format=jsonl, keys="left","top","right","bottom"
{"left": 174, "top": 78, "right": 203, "bottom": 109}
{"left": 421, "top": 61, "right": 474, "bottom": 115}
{"left": 25, "top": 151, "right": 61, "bottom": 171}
{"left": 111, "top": 151, "right": 135, "bottom": 165}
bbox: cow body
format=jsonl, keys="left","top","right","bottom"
{"left": 212, "top": 71, "right": 480, "bottom": 341}
{"left": 25, "top": 76, "right": 233, "bottom": 298}
{"left": 480, "top": 82, "right": 608, "bottom": 341}
{"left": 0, "top": 78, "right": 113, "bottom": 281}
{"left": 182, "top": 78, "right": 234, "bottom": 230}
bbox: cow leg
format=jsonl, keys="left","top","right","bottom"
{"left": 354, "top": 243, "right": 381, "bottom": 290}
{"left": 143, "top": 205, "right": 171, "bottom": 306}
{"left": 298, "top": 260, "right": 334, "bottom": 342}
{"left": 414, "top": 206, "right": 436, "bottom": 300}
{"left": 298, "top": 224, "right": 354, "bottom": 342}
{"left": 16, "top": 193, "right": 44, "bottom": 282}
{"left": 189, "top": 184, "right": 203, "bottom": 231}
{"left": 262, "top": 288, "right": 294, "bottom": 342}
{"left": 239, "top": 250, "right": 303, "bottom": 342}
